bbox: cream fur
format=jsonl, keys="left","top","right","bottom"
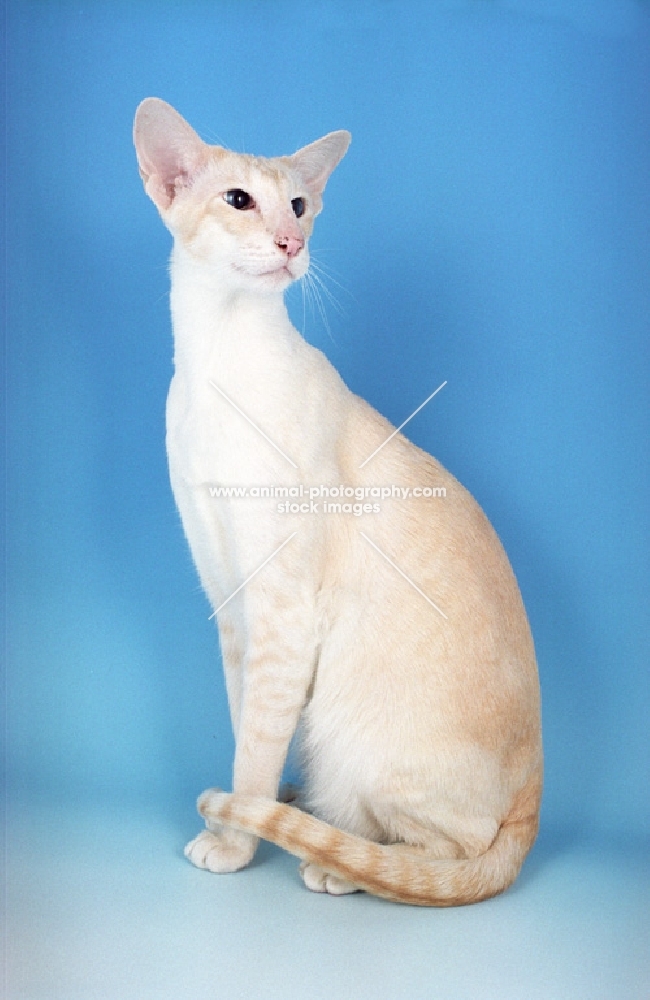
{"left": 134, "top": 98, "right": 542, "bottom": 905}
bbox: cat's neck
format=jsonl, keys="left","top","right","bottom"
{"left": 169, "top": 243, "right": 299, "bottom": 381}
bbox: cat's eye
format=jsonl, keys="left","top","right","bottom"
{"left": 224, "top": 189, "right": 254, "bottom": 211}
{"left": 291, "top": 197, "right": 306, "bottom": 218}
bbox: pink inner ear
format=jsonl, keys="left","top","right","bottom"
{"left": 134, "top": 100, "right": 206, "bottom": 210}
{"left": 140, "top": 143, "right": 193, "bottom": 209}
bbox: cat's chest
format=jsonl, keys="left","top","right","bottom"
{"left": 166, "top": 371, "right": 300, "bottom": 488}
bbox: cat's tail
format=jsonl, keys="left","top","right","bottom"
{"left": 197, "top": 769, "right": 542, "bottom": 907}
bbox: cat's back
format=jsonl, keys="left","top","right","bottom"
{"left": 321, "top": 393, "right": 538, "bottom": 689}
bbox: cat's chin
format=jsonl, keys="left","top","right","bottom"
{"left": 233, "top": 263, "right": 301, "bottom": 293}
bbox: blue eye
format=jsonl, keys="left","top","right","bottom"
{"left": 291, "top": 197, "right": 305, "bottom": 218}
{"left": 224, "top": 189, "right": 254, "bottom": 210}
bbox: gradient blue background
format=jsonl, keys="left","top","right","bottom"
{"left": 5, "top": 2, "right": 649, "bottom": 998}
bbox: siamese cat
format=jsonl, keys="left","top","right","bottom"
{"left": 134, "top": 98, "right": 542, "bottom": 905}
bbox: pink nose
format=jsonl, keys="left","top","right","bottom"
{"left": 275, "top": 234, "right": 304, "bottom": 258}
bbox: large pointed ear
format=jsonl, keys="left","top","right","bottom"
{"left": 289, "top": 130, "right": 351, "bottom": 200}
{"left": 133, "top": 98, "right": 208, "bottom": 211}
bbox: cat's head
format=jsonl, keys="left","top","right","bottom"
{"left": 133, "top": 98, "right": 350, "bottom": 293}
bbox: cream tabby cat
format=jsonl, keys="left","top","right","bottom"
{"left": 133, "top": 98, "right": 542, "bottom": 906}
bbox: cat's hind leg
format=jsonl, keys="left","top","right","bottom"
{"left": 297, "top": 789, "right": 382, "bottom": 896}
{"left": 298, "top": 841, "right": 458, "bottom": 897}
{"left": 295, "top": 781, "right": 468, "bottom": 896}
{"left": 299, "top": 861, "right": 359, "bottom": 896}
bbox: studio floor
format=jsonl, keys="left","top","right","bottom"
{"left": 6, "top": 798, "right": 648, "bottom": 1000}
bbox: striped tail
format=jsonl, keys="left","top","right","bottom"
{"left": 197, "top": 774, "right": 541, "bottom": 907}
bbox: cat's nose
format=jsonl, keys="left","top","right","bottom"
{"left": 275, "top": 234, "right": 304, "bottom": 258}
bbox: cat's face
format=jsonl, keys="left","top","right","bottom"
{"left": 134, "top": 99, "right": 350, "bottom": 295}
{"left": 168, "top": 150, "right": 317, "bottom": 292}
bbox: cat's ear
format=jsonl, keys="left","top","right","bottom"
{"left": 289, "top": 131, "right": 351, "bottom": 200}
{"left": 133, "top": 98, "right": 208, "bottom": 211}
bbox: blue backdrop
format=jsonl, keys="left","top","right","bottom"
{"left": 6, "top": 3, "right": 649, "bottom": 997}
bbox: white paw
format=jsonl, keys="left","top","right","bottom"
{"left": 184, "top": 828, "right": 257, "bottom": 873}
{"left": 299, "top": 861, "right": 360, "bottom": 896}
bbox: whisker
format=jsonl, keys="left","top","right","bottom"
{"left": 309, "top": 256, "right": 355, "bottom": 305}
{"left": 300, "top": 270, "right": 337, "bottom": 344}
{"left": 308, "top": 265, "right": 346, "bottom": 319}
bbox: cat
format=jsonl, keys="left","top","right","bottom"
{"left": 133, "top": 97, "right": 542, "bottom": 906}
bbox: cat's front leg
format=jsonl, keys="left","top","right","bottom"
{"left": 184, "top": 826, "right": 257, "bottom": 873}
{"left": 216, "top": 607, "right": 245, "bottom": 739}
{"left": 185, "top": 783, "right": 304, "bottom": 871}
{"left": 183, "top": 608, "right": 251, "bottom": 873}
{"left": 186, "top": 585, "right": 317, "bottom": 874}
